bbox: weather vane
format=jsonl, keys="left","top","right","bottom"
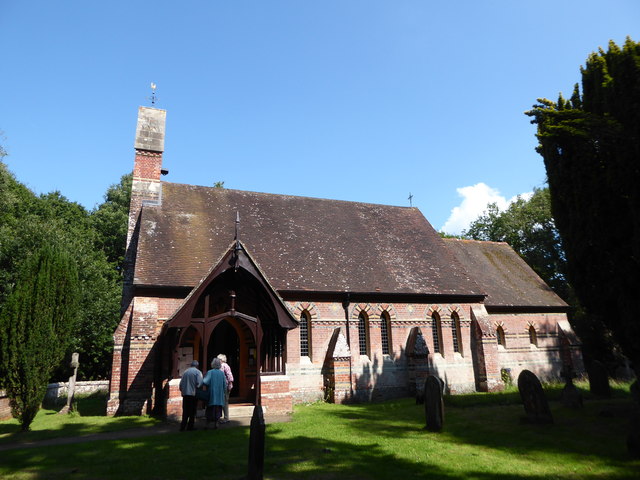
{"left": 149, "top": 82, "right": 157, "bottom": 106}
{"left": 408, "top": 192, "right": 413, "bottom": 207}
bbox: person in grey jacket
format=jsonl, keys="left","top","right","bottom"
{"left": 179, "top": 360, "right": 203, "bottom": 431}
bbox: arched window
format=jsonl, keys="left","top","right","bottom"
{"left": 380, "top": 311, "right": 392, "bottom": 355}
{"left": 299, "top": 310, "right": 311, "bottom": 358}
{"left": 528, "top": 325, "right": 537, "bottom": 347}
{"left": 451, "top": 312, "right": 462, "bottom": 355}
{"left": 431, "top": 313, "right": 443, "bottom": 355}
{"left": 496, "top": 326, "right": 506, "bottom": 348}
{"left": 358, "top": 311, "right": 370, "bottom": 357}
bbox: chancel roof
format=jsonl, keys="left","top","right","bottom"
{"left": 133, "top": 183, "right": 483, "bottom": 296}
{"left": 443, "top": 238, "right": 568, "bottom": 309}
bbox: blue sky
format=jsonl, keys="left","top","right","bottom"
{"left": 1, "top": 1, "right": 639, "bottom": 234}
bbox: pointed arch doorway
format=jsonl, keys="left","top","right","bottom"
{"left": 207, "top": 318, "right": 257, "bottom": 401}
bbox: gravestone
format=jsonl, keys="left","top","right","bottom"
{"left": 424, "top": 375, "right": 444, "bottom": 432}
{"left": 587, "top": 360, "right": 611, "bottom": 398}
{"left": 58, "top": 352, "right": 79, "bottom": 415}
{"left": 247, "top": 405, "right": 265, "bottom": 480}
{"left": 560, "top": 367, "right": 583, "bottom": 409}
{"left": 517, "top": 370, "right": 553, "bottom": 424}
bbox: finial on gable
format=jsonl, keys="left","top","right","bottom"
{"left": 234, "top": 211, "right": 240, "bottom": 242}
{"left": 232, "top": 212, "right": 242, "bottom": 272}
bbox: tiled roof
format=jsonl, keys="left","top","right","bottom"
{"left": 133, "top": 183, "right": 483, "bottom": 296}
{"left": 443, "top": 238, "right": 568, "bottom": 309}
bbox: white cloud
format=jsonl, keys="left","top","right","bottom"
{"left": 440, "top": 183, "right": 532, "bottom": 235}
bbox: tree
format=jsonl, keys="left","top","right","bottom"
{"left": 91, "top": 173, "right": 132, "bottom": 271}
{"left": 526, "top": 37, "right": 640, "bottom": 375}
{"left": 0, "top": 244, "right": 80, "bottom": 430}
{"left": 0, "top": 157, "right": 44, "bottom": 305}
{"left": 1, "top": 160, "right": 126, "bottom": 380}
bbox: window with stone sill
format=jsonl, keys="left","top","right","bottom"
{"left": 432, "top": 313, "right": 443, "bottom": 355}
{"left": 380, "top": 311, "right": 392, "bottom": 355}
{"left": 496, "top": 326, "right": 506, "bottom": 348}
{"left": 528, "top": 325, "right": 538, "bottom": 347}
{"left": 299, "top": 310, "right": 311, "bottom": 358}
{"left": 358, "top": 311, "right": 370, "bottom": 357}
{"left": 451, "top": 312, "right": 462, "bottom": 355}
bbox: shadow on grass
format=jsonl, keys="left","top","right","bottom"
{"left": 1, "top": 387, "right": 638, "bottom": 479}
{"left": 1, "top": 423, "right": 636, "bottom": 480}
{"left": 319, "top": 391, "right": 639, "bottom": 478}
{"left": 264, "top": 431, "right": 638, "bottom": 480}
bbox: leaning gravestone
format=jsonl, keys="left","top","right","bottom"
{"left": 560, "top": 367, "right": 583, "bottom": 409}
{"left": 517, "top": 370, "right": 553, "bottom": 424}
{"left": 424, "top": 375, "right": 444, "bottom": 432}
{"left": 587, "top": 360, "right": 611, "bottom": 398}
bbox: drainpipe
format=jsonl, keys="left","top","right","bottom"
{"left": 342, "top": 294, "right": 353, "bottom": 399}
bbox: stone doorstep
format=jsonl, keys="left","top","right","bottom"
{"left": 195, "top": 404, "right": 264, "bottom": 418}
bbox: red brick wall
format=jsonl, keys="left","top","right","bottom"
{"left": 488, "top": 312, "right": 577, "bottom": 383}
{"left": 285, "top": 300, "right": 513, "bottom": 404}
{"left": 260, "top": 376, "right": 292, "bottom": 414}
{"left": 107, "top": 295, "right": 182, "bottom": 416}
{"left": 109, "top": 293, "right": 582, "bottom": 415}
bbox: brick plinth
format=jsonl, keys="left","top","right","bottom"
{"left": 324, "top": 358, "right": 352, "bottom": 403}
{"left": 260, "top": 375, "right": 292, "bottom": 414}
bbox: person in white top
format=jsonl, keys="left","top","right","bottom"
{"left": 217, "top": 354, "right": 234, "bottom": 423}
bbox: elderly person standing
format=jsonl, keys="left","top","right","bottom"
{"left": 202, "top": 357, "right": 226, "bottom": 429}
{"left": 217, "top": 353, "right": 234, "bottom": 423}
{"left": 179, "top": 360, "right": 203, "bottom": 431}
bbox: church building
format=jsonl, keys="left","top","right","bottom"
{"left": 107, "top": 106, "right": 584, "bottom": 417}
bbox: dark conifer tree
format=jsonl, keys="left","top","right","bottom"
{"left": 0, "top": 243, "right": 80, "bottom": 430}
{"left": 526, "top": 37, "right": 640, "bottom": 375}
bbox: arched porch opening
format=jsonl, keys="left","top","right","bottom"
{"left": 207, "top": 318, "right": 256, "bottom": 402}
{"left": 158, "top": 241, "right": 298, "bottom": 408}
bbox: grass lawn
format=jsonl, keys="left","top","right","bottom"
{"left": 0, "top": 393, "right": 160, "bottom": 447}
{"left": 0, "top": 383, "right": 638, "bottom": 479}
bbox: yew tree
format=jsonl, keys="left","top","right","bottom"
{"left": 0, "top": 243, "right": 80, "bottom": 430}
{"left": 526, "top": 38, "right": 640, "bottom": 375}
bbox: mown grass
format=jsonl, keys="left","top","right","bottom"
{"left": 1, "top": 385, "right": 639, "bottom": 479}
{"left": 0, "top": 392, "right": 159, "bottom": 446}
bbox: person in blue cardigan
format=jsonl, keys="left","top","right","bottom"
{"left": 202, "top": 357, "right": 227, "bottom": 428}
